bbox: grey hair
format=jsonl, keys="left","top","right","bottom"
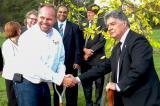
{"left": 24, "top": 9, "right": 38, "bottom": 25}
{"left": 104, "top": 10, "right": 130, "bottom": 27}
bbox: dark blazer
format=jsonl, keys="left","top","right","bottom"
{"left": 79, "top": 30, "right": 160, "bottom": 106}
{"left": 21, "top": 26, "right": 28, "bottom": 34}
{"left": 54, "top": 21, "right": 84, "bottom": 73}
{"left": 81, "top": 19, "right": 106, "bottom": 66}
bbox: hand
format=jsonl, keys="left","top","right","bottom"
{"left": 63, "top": 74, "right": 78, "bottom": 87}
{"left": 83, "top": 48, "right": 94, "bottom": 56}
{"left": 63, "top": 74, "right": 74, "bottom": 87}
{"left": 106, "top": 82, "right": 116, "bottom": 91}
{"left": 73, "top": 64, "right": 80, "bottom": 69}
{"left": 83, "top": 54, "right": 89, "bottom": 61}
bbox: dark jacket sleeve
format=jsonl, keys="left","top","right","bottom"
{"left": 73, "top": 24, "right": 84, "bottom": 64}
{"left": 79, "top": 58, "right": 111, "bottom": 82}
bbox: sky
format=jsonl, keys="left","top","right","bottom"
{"left": 94, "top": 0, "right": 141, "bottom": 7}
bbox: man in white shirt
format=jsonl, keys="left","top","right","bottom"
{"left": 13, "top": 4, "right": 69, "bottom": 106}
{"left": 53, "top": 5, "right": 84, "bottom": 106}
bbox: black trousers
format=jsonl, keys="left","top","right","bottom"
{"left": 53, "top": 67, "right": 78, "bottom": 106}
{"left": 5, "top": 79, "right": 18, "bottom": 106}
{"left": 81, "top": 63, "right": 104, "bottom": 106}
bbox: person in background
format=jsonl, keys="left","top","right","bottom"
{"left": 53, "top": 5, "right": 84, "bottom": 106}
{"left": 13, "top": 4, "right": 70, "bottom": 106}
{"left": 66, "top": 10, "right": 160, "bottom": 106}
{"left": 2, "top": 21, "right": 21, "bottom": 106}
{"left": 21, "top": 9, "right": 38, "bottom": 33}
{"left": 80, "top": 4, "right": 106, "bottom": 106}
{"left": 0, "top": 47, "right": 3, "bottom": 72}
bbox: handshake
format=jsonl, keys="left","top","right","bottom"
{"left": 62, "top": 74, "right": 79, "bottom": 87}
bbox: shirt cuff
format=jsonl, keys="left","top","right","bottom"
{"left": 76, "top": 77, "right": 81, "bottom": 84}
{"left": 116, "top": 84, "right": 121, "bottom": 92}
{"left": 90, "top": 49, "right": 94, "bottom": 53}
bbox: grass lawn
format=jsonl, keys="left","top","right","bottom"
{"left": 0, "top": 29, "right": 160, "bottom": 106}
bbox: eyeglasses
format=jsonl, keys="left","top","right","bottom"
{"left": 27, "top": 17, "right": 37, "bottom": 20}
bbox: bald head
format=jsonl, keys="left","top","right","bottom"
{"left": 38, "top": 4, "right": 57, "bottom": 33}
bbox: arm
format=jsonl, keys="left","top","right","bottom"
{"left": 50, "top": 38, "right": 66, "bottom": 85}
{"left": 73, "top": 24, "right": 84, "bottom": 65}
{"left": 79, "top": 58, "right": 111, "bottom": 82}
{"left": 90, "top": 34, "right": 106, "bottom": 52}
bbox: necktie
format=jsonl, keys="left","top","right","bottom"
{"left": 59, "top": 24, "right": 63, "bottom": 37}
{"left": 116, "top": 42, "right": 122, "bottom": 58}
{"left": 89, "top": 21, "right": 92, "bottom": 28}
{"left": 116, "top": 42, "right": 121, "bottom": 82}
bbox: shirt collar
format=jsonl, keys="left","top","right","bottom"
{"left": 34, "top": 24, "right": 53, "bottom": 38}
{"left": 120, "top": 28, "right": 130, "bottom": 44}
{"left": 119, "top": 28, "right": 130, "bottom": 49}
{"left": 57, "top": 20, "right": 67, "bottom": 27}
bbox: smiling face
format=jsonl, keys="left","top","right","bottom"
{"left": 87, "top": 11, "right": 96, "bottom": 21}
{"left": 57, "top": 6, "right": 68, "bottom": 22}
{"left": 38, "top": 6, "right": 56, "bottom": 33}
{"left": 106, "top": 17, "right": 128, "bottom": 40}
{"left": 26, "top": 14, "right": 37, "bottom": 28}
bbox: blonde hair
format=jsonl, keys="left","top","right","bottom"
{"left": 4, "top": 21, "right": 21, "bottom": 38}
{"left": 24, "top": 9, "right": 38, "bottom": 25}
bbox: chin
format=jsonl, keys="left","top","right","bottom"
{"left": 41, "top": 28, "right": 48, "bottom": 33}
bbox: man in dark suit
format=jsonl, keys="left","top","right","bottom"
{"left": 52, "top": 5, "right": 84, "bottom": 106}
{"left": 21, "top": 9, "right": 38, "bottom": 33}
{"left": 80, "top": 4, "right": 106, "bottom": 106}
{"left": 66, "top": 10, "right": 160, "bottom": 106}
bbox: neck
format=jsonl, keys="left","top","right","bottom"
{"left": 10, "top": 36, "right": 19, "bottom": 45}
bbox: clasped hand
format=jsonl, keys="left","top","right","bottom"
{"left": 63, "top": 74, "right": 79, "bottom": 87}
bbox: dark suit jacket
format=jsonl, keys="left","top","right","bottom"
{"left": 79, "top": 30, "right": 160, "bottom": 106}
{"left": 54, "top": 21, "right": 84, "bottom": 74}
{"left": 81, "top": 19, "right": 106, "bottom": 66}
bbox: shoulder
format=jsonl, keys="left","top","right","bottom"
{"left": 2, "top": 39, "right": 10, "bottom": 48}
{"left": 1, "top": 39, "right": 11, "bottom": 53}
{"left": 128, "top": 30, "right": 148, "bottom": 43}
{"left": 126, "top": 30, "right": 151, "bottom": 50}
{"left": 67, "top": 21, "right": 79, "bottom": 28}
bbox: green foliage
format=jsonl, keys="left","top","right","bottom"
{"left": 43, "top": 0, "right": 160, "bottom": 57}
{"left": 0, "top": 32, "right": 5, "bottom": 46}
{"left": 0, "top": 0, "right": 39, "bottom": 25}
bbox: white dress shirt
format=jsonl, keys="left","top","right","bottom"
{"left": 15, "top": 24, "right": 66, "bottom": 85}
{"left": 116, "top": 28, "right": 130, "bottom": 91}
{"left": 57, "top": 20, "right": 67, "bottom": 36}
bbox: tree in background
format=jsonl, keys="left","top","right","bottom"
{"left": 0, "top": 0, "right": 40, "bottom": 26}
{"left": 0, "top": 0, "right": 160, "bottom": 50}
{"left": 49, "top": 0, "right": 160, "bottom": 55}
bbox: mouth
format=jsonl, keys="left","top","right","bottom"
{"left": 41, "top": 24, "right": 49, "bottom": 28}
{"left": 109, "top": 30, "right": 115, "bottom": 35}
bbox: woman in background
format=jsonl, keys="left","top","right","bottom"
{"left": 2, "top": 21, "right": 21, "bottom": 106}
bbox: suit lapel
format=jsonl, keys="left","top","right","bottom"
{"left": 63, "top": 21, "right": 70, "bottom": 41}
{"left": 54, "top": 23, "right": 59, "bottom": 30}
{"left": 111, "top": 44, "right": 120, "bottom": 82}
{"left": 119, "top": 30, "right": 132, "bottom": 73}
